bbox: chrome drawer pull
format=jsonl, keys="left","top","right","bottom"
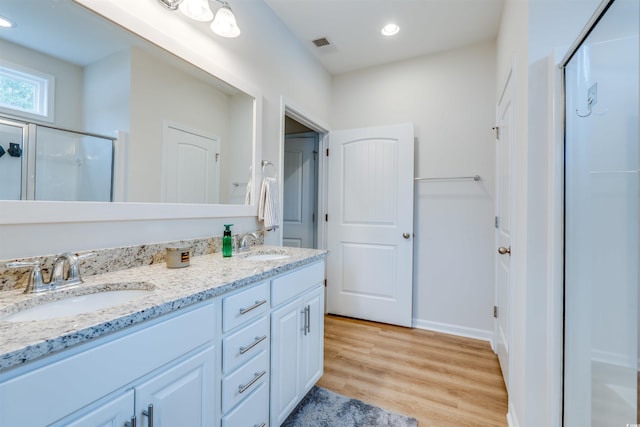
{"left": 239, "top": 335, "right": 267, "bottom": 354}
{"left": 238, "top": 370, "right": 267, "bottom": 394}
{"left": 124, "top": 416, "right": 137, "bottom": 427}
{"left": 239, "top": 299, "right": 267, "bottom": 315}
{"left": 142, "top": 404, "right": 154, "bottom": 427}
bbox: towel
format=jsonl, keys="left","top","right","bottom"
{"left": 244, "top": 179, "right": 252, "bottom": 205}
{"left": 258, "top": 176, "right": 279, "bottom": 229}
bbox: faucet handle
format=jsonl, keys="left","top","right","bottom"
{"left": 7, "top": 260, "right": 48, "bottom": 293}
{"left": 69, "top": 252, "right": 94, "bottom": 282}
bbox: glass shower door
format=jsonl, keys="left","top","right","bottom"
{"left": 564, "top": 0, "right": 639, "bottom": 425}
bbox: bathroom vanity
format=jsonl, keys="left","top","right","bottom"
{"left": 0, "top": 246, "right": 327, "bottom": 427}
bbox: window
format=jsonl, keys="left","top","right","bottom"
{"left": 0, "top": 60, "right": 54, "bottom": 122}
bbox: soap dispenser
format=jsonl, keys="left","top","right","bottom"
{"left": 222, "top": 224, "right": 233, "bottom": 257}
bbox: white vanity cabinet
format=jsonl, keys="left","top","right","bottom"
{"left": 220, "top": 281, "right": 270, "bottom": 427}
{"left": 0, "top": 301, "right": 219, "bottom": 427}
{"left": 270, "top": 261, "right": 325, "bottom": 426}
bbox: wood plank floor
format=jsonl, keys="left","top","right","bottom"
{"left": 317, "top": 315, "right": 508, "bottom": 427}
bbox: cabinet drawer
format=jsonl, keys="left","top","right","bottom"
{"left": 222, "top": 382, "right": 269, "bottom": 427}
{"left": 223, "top": 281, "right": 269, "bottom": 332}
{"left": 271, "top": 261, "right": 324, "bottom": 307}
{"left": 222, "top": 350, "right": 268, "bottom": 413}
{"left": 223, "top": 316, "right": 269, "bottom": 374}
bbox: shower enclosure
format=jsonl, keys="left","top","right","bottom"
{"left": 563, "top": 0, "right": 639, "bottom": 424}
{"left": 0, "top": 118, "right": 115, "bottom": 201}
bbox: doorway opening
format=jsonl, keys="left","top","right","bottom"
{"left": 282, "top": 116, "right": 320, "bottom": 249}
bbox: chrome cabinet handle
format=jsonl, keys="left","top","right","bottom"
{"left": 301, "top": 306, "right": 309, "bottom": 335}
{"left": 255, "top": 423, "right": 266, "bottom": 427}
{"left": 239, "top": 299, "right": 267, "bottom": 315}
{"left": 239, "top": 335, "right": 267, "bottom": 354}
{"left": 402, "top": 232, "right": 411, "bottom": 239}
{"left": 498, "top": 246, "right": 511, "bottom": 255}
{"left": 238, "top": 370, "right": 267, "bottom": 394}
{"left": 306, "top": 304, "right": 311, "bottom": 334}
{"left": 124, "top": 416, "right": 136, "bottom": 427}
{"left": 142, "top": 404, "right": 154, "bottom": 427}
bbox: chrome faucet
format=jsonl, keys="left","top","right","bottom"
{"left": 7, "top": 252, "right": 93, "bottom": 293}
{"left": 50, "top": 252, "right": 82, "bottom": 288}
{"left": 238, "top": 232, "right": 259, "bottom": 252}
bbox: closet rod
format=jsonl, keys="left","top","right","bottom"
{"left": 414, "top": 175, "right": 481, "bottom": 182}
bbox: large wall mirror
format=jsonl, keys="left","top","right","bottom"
{"left": 0, "top": 0, "right": 257, "bottom": 206}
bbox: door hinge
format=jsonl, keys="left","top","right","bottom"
{"left": 324, "top": 279, "right": 327, "bottom": 287}
{"left": 325, "top": 214, "right": 328, "bottom": 222}
{"left": 326, "top": 148, "right": 329, "bottom": 156}
{"left": 312, "top": 213, "right": 315, "bottom": 223}
{"left": 494, "top": 216, "right": 499, "bottom": 229}
{"left": 492, "top": 126, "right": 500, "bottom": 140}
{"left": 493, "top": 305, "right": 498, "bottom": 318}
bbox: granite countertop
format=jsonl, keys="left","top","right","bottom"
{"left": 0, "top": 246, "right": 327, "bottom": 373}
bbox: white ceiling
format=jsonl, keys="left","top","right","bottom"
{"left": 263, "top": 0, "right": 505, "bottom": 75}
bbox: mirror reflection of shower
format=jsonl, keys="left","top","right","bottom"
{"left": 0, "top": 117, "right": 115, "bottom": 201}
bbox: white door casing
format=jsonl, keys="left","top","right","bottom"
{"left": 494, "top": 70, "right": 514, "bottom": 389}
{"left": 283, "top": 134, "right": 318, "bottom": 248}
{"left": 326, "top": 123, "right": 414, "bottom": 327}
{"left": 163, "top": 123, "right": 220, "bottom": 204}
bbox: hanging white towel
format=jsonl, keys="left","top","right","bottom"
{"left": 258, "top": 176, "right": 279, "bottom": 229}
{"left": 244, "top": 179, "right": 252, "bottom": 205}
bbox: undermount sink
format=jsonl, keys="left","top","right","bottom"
{"left": 0, "top": 284, "right": 154, "bottom": 323}
{"left": 244, "top": 253, "right": 291, "bottom": 261}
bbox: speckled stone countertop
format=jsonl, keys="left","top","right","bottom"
{"left": 0, "top": 246, "right": 327, "bottom": 373}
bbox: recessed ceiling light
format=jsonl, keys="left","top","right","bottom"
{"left": 0, "top": 15, "right": 15, "bottom": 29}
{"left": 381, "top": 23, "right": 399, "bottom": 36}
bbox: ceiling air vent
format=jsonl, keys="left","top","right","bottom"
{"left": 312, "top": 37, "right": 331, "bottom": 48}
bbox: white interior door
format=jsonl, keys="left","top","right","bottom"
{"left": 163, "top": 124, "right": 220, "bottom": 204}
{"left": 495, "top": 70, "right": 513, "bottom": 388}
{"left": 283, "top": 134, "right": 318, "bottom": 248}
{"left": 326, "top": 123, "right": 414, "bottom": 327}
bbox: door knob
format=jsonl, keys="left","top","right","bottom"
{"left": 403, "top": 233, "right": 411, "bottom": 239}
{"left": 498, "top": 246, "right": 511, "bottom": 255}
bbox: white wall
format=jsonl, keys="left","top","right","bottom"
{"left": 331, "top": 41, "right": 497, "bottom": 340}
{"left": 83, "top": 50, "right": 131, "bottom": 136}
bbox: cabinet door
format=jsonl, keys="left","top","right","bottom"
{"left": 301, "top": 286, "right": 324, "bottom": 392}
{"left": 60, "top": 389, "right": 134, "bottom": 427}
{"left": 270, "top": 298, "right": 303, "bottom": 426}
{"left": 135, "top": 344, "right": 216, "bottom": 427}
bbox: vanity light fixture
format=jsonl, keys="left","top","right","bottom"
{"left": 210, "top": 1, "right": 240, "bottom": 38}
{"left": 0, "top": 15, "right": 15, "bottom": 28}
{"left": 157, "top": 0, "right": 240, "bottom": 38}
{"left": 381, "top": 23, "right": 400, "bottom": 36}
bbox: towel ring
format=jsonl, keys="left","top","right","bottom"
{"left": 262, "top": 160, "right": 277, "bottom": 178}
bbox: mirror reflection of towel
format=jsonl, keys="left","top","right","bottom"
{"left": 245, "top": 180, "right": 252, "bottom": 205}
{"left": 258, "top": 177, "right": 279, "bottom": 229}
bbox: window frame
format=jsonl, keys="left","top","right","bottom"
{"left": 0, "top": 59, "right": 55, "bottom": 123}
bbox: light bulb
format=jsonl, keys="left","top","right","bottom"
{"left": 179, "top": 0, "right": 214, "bottom": 22}
{"left": 211, "top": 5, "right": 240, "bottom": 38}
{"left": 381, "top": 23, "right": 400, "bottom": 36}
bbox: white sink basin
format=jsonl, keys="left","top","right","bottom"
{"left": 1, "top": 288, "right": 153, "bottom": 322}
{"left": 244, "top": 253, "right": 290, "bottom": 261}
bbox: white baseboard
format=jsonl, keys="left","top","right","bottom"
{"left": 507, "top": 402, "right": 519, "bottom": 427}
{"left": 412, "top": 318, "right": 493, "bottom": 345}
